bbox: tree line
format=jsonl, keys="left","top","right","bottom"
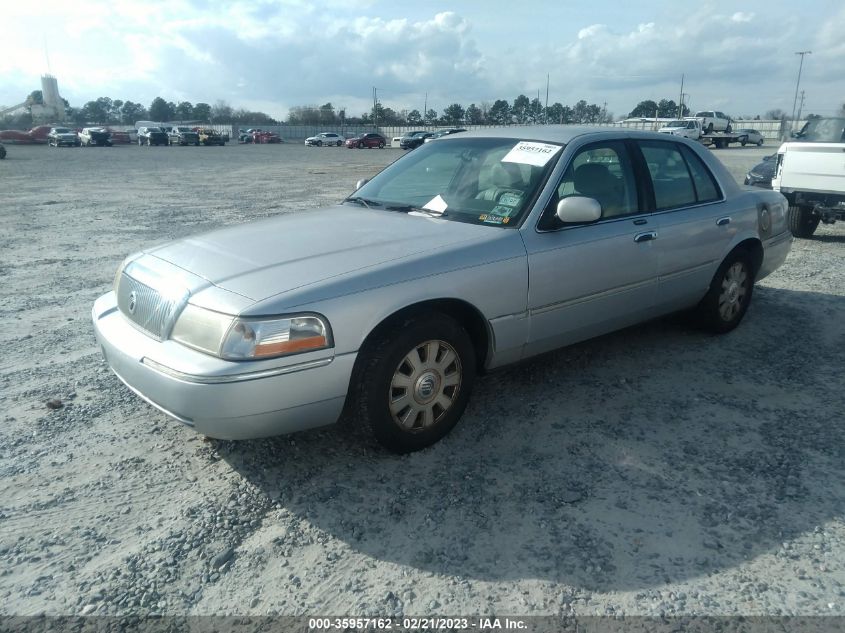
{"left": 288, "top": 96, "right": 614, "bottom": 127}
{"left": 3, "top": 90, "right": 844, "bottom": 130}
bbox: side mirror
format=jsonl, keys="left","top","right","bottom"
{"left": 355, "top": 178, "right": 369, "bottom": 191}
{"left": 556, "top": 196, "right": 602, "bottom": 224}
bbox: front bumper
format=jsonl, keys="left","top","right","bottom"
{"left": 91, "top": 292, "right": 355, "bottom": 439}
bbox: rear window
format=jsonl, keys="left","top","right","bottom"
{"left": 638, "top": 141, "right": 720, "bottom": 209}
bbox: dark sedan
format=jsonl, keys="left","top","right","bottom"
{"left": 744, "top": 154, "right": 776, "bottom": 188}
{"left": 345, "top": 132, "right": 387, "bottom": 149}
{"left": 399, "top": 131, "right": 434, "bottom": 150}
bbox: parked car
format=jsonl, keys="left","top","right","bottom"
{"left": 0, "top": 142, "right": 5, "bottom": 159}
{"left": 399, "top": 131, "right": 434, "bottom": 149}
{"left": 137, "top": 126, "right": 170, "bottom": 146}
{"left": 78, "top": 127, "right": 112, "bottom": 147}
{"left": 305, "top": 132, "right": 345, "bottom": 147}
{"left": 242, "top": 128, "right": 281, "bottom": 144}
{"left": 345, "top": 132, "right": 387, "bottom": 149}
{"left": 424, "top": 128, "right": 467, "bottom": 143}
{"left": 693, "top": 111, "right": 732, "bottom": 133}
{"left": 197, "top": 128, "right": 226, "bottom": 146}
{"left": 48, "top": 127, "right": 81, "bottom": 147}
{"left": 105, "top": 128, "right": 131, "bottom": 144}
{"left": 168, "top": 126, "right": 200, "bottom": 146}
{"left": 736, "top": 129, "right": 764, "bottom": 147}
{"left": 658, "top": 119, "right": 702, "bottom": 140}
{"left": 772, "top": 116, "right": 845, "bottom": 237}
{"left": 744, "top": 154, "right": 777, "bottom": 188}
{"left": 92, "top": 126, "right": 792, "bottom": 453}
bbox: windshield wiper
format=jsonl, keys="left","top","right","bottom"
{"left": 344, "top": 196, "right": 381, "bottom": 209}
{"left": 386, "top": 204, "right": 447, "bottom": 217}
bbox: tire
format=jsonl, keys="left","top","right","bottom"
{"left": 378, "top": 141, "right": 385, "bottom": 149}
{"left": 357, "top": 141, "right": 364, "bottom": 149}
{"left": 349, "top": 312, "right": 476, "bottom": 453}
{"left": 195, "top": 142, "right": 200, "bottom": 146}
{"left": 741, "top": 138, "right": 747, "bottom": 146}
{"left": 337, "top": 141, "right": 343, "bottom": 146}
{"left": 0, "top": 146, "right": 5, "bottom": 159}
{"left": 757, "top": 138, "right": 764, "bottom": 146}
{"left": 316, "top": 140, "right": 322, "bottom": 147}
{"left": 695, "top": 251, "right": 755, "bottom": 333}
{"left": 706, "top": 123, "right": 713, "bottom": 134}
{"left": 787, "top": 205, "right": 820, "bottom": 238}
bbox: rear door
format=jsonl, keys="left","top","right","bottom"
{"left": 633, "top": 140, "right": 734, "bottom": 312}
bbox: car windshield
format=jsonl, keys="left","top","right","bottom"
{"left": 794, "top": 118, "right": 845, "bottom": 143}
{"left": 694, "top": 112, "right": 708, "bottom": 118}
{"left": 664, "top": 121, "right": 686, "bottom": 127}
{"left": 347, "top": 137, "right": 562, "bottom": 228}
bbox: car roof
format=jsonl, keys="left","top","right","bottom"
{"left": 442, "top": 125, "right": 698, "bottom": 144}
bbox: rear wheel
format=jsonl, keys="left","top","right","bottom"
{"left": 337, "top": 140, "right": 343, "bottom": 146}
{"left": 696, "top": 251, "right": 755, "bottom": 333}
{"left": 349, "top": 312, "right": 476, "bottom": 453}
{"left": 378, "top": 141, "right": 385, "bottom": 149}
{"left": 787, "top": 205, "right": 820, "bottom": 238}
{"left": 757, "top": 138, "right": 764, "bottom": 146}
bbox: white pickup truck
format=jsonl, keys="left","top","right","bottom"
{"left": 658, "top": 118, "right": 702, "bottom": 140}
{"left": 772, "top": 117, "right": 845, "bottom": 238}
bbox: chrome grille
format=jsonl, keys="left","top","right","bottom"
{"left": 116, "top": 272, "right": 187, "bottom": 340}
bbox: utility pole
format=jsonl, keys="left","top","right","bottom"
{"left": 602, "top": 101, "right": 607, "bottom": 123}
{"left": 680, "top": 93, "right": 690, "bottom": 117}
{"left": 372, "top": 87, "right": 378, "bottom": 129}
{"left": 790, "top": 51, "right": 811, "bottom": 132}
{"left": 677, "top": 73, "right": 684, "bottom": 118}
{"left": 423, "top": 92, "right": 427, "bottom": 127}
{"left": 796, "top": 90, "right": 806, "bottom": 122}
{"left": 544, "top": 74, "right": 549, "bottom": 124}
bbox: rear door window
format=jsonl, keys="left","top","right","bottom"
{"left": 637, "top": 141, "right": 721, "bottom": 209}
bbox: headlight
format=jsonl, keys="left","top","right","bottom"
{"left": 170, "top": 306, "right": 331, "bottom": 360}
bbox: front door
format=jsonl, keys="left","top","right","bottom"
{"left": 521, "top": 140, "right": 659, "bottom": 357}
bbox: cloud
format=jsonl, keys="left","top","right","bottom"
{"left": 1, "top": 1, "right": 843, "bottom": 120}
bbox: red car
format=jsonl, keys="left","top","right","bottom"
{"left": 345, "top": 132, "right": 387, "bottom": 149}
{"left": 0, "top": 125, "right": 52, "bottom": 144}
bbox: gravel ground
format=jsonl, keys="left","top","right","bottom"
{"left": 0, "top": 140, "right": 843, "bottom": 619}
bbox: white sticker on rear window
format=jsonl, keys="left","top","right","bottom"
{"left": 502, "top": 141, "right": 561, "bottom": 167}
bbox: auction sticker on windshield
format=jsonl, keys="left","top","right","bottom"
{"left": 502, "top": 141, "right": 562, "bottom": 167}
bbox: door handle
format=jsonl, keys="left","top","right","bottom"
{"left": 716, "top": 217, "right": 731, "bottom": 226}
{"left": 634, "top": 231, "right": 658, "bottom": 243}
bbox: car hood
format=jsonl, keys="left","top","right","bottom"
{"left": 146, "top": 206, "right": 501, "bottom": 303}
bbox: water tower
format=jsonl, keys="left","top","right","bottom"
{"left": 30, "top": 74, "right": 64, "bottom": 123}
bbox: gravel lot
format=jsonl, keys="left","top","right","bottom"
{"left": 1, "top": 139, "right": 843, "bottom": 619}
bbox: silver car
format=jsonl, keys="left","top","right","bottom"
{"left": 92, "top": 127, "right": 792, "bottom": 452}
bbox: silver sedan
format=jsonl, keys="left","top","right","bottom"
{"left": 92, "top": 127, "right": 792, "bottom": 452}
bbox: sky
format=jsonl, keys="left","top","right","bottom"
{"left": 2, "top": 0, "right": 844, "bottom": 121}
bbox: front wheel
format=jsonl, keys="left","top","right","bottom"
{"left": 378, "top": 141, "right": 385, "bottom": 149}
{"left": 349, "top": 313, "right": 476, "bottom": 453}
{"left": 695, "top": 252, "right": 755, "bottom": 333}
{"left": 357, "top": 141, "right": 364, "bottom": 149}
{"left": 337, "top": 140, "right": 343, "bottom": 146}
{"left": 787, "top": 205, "right": 820, "bottom": 238}
{"left": 316, "top": 140, "right": 322, "bottom": 147}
